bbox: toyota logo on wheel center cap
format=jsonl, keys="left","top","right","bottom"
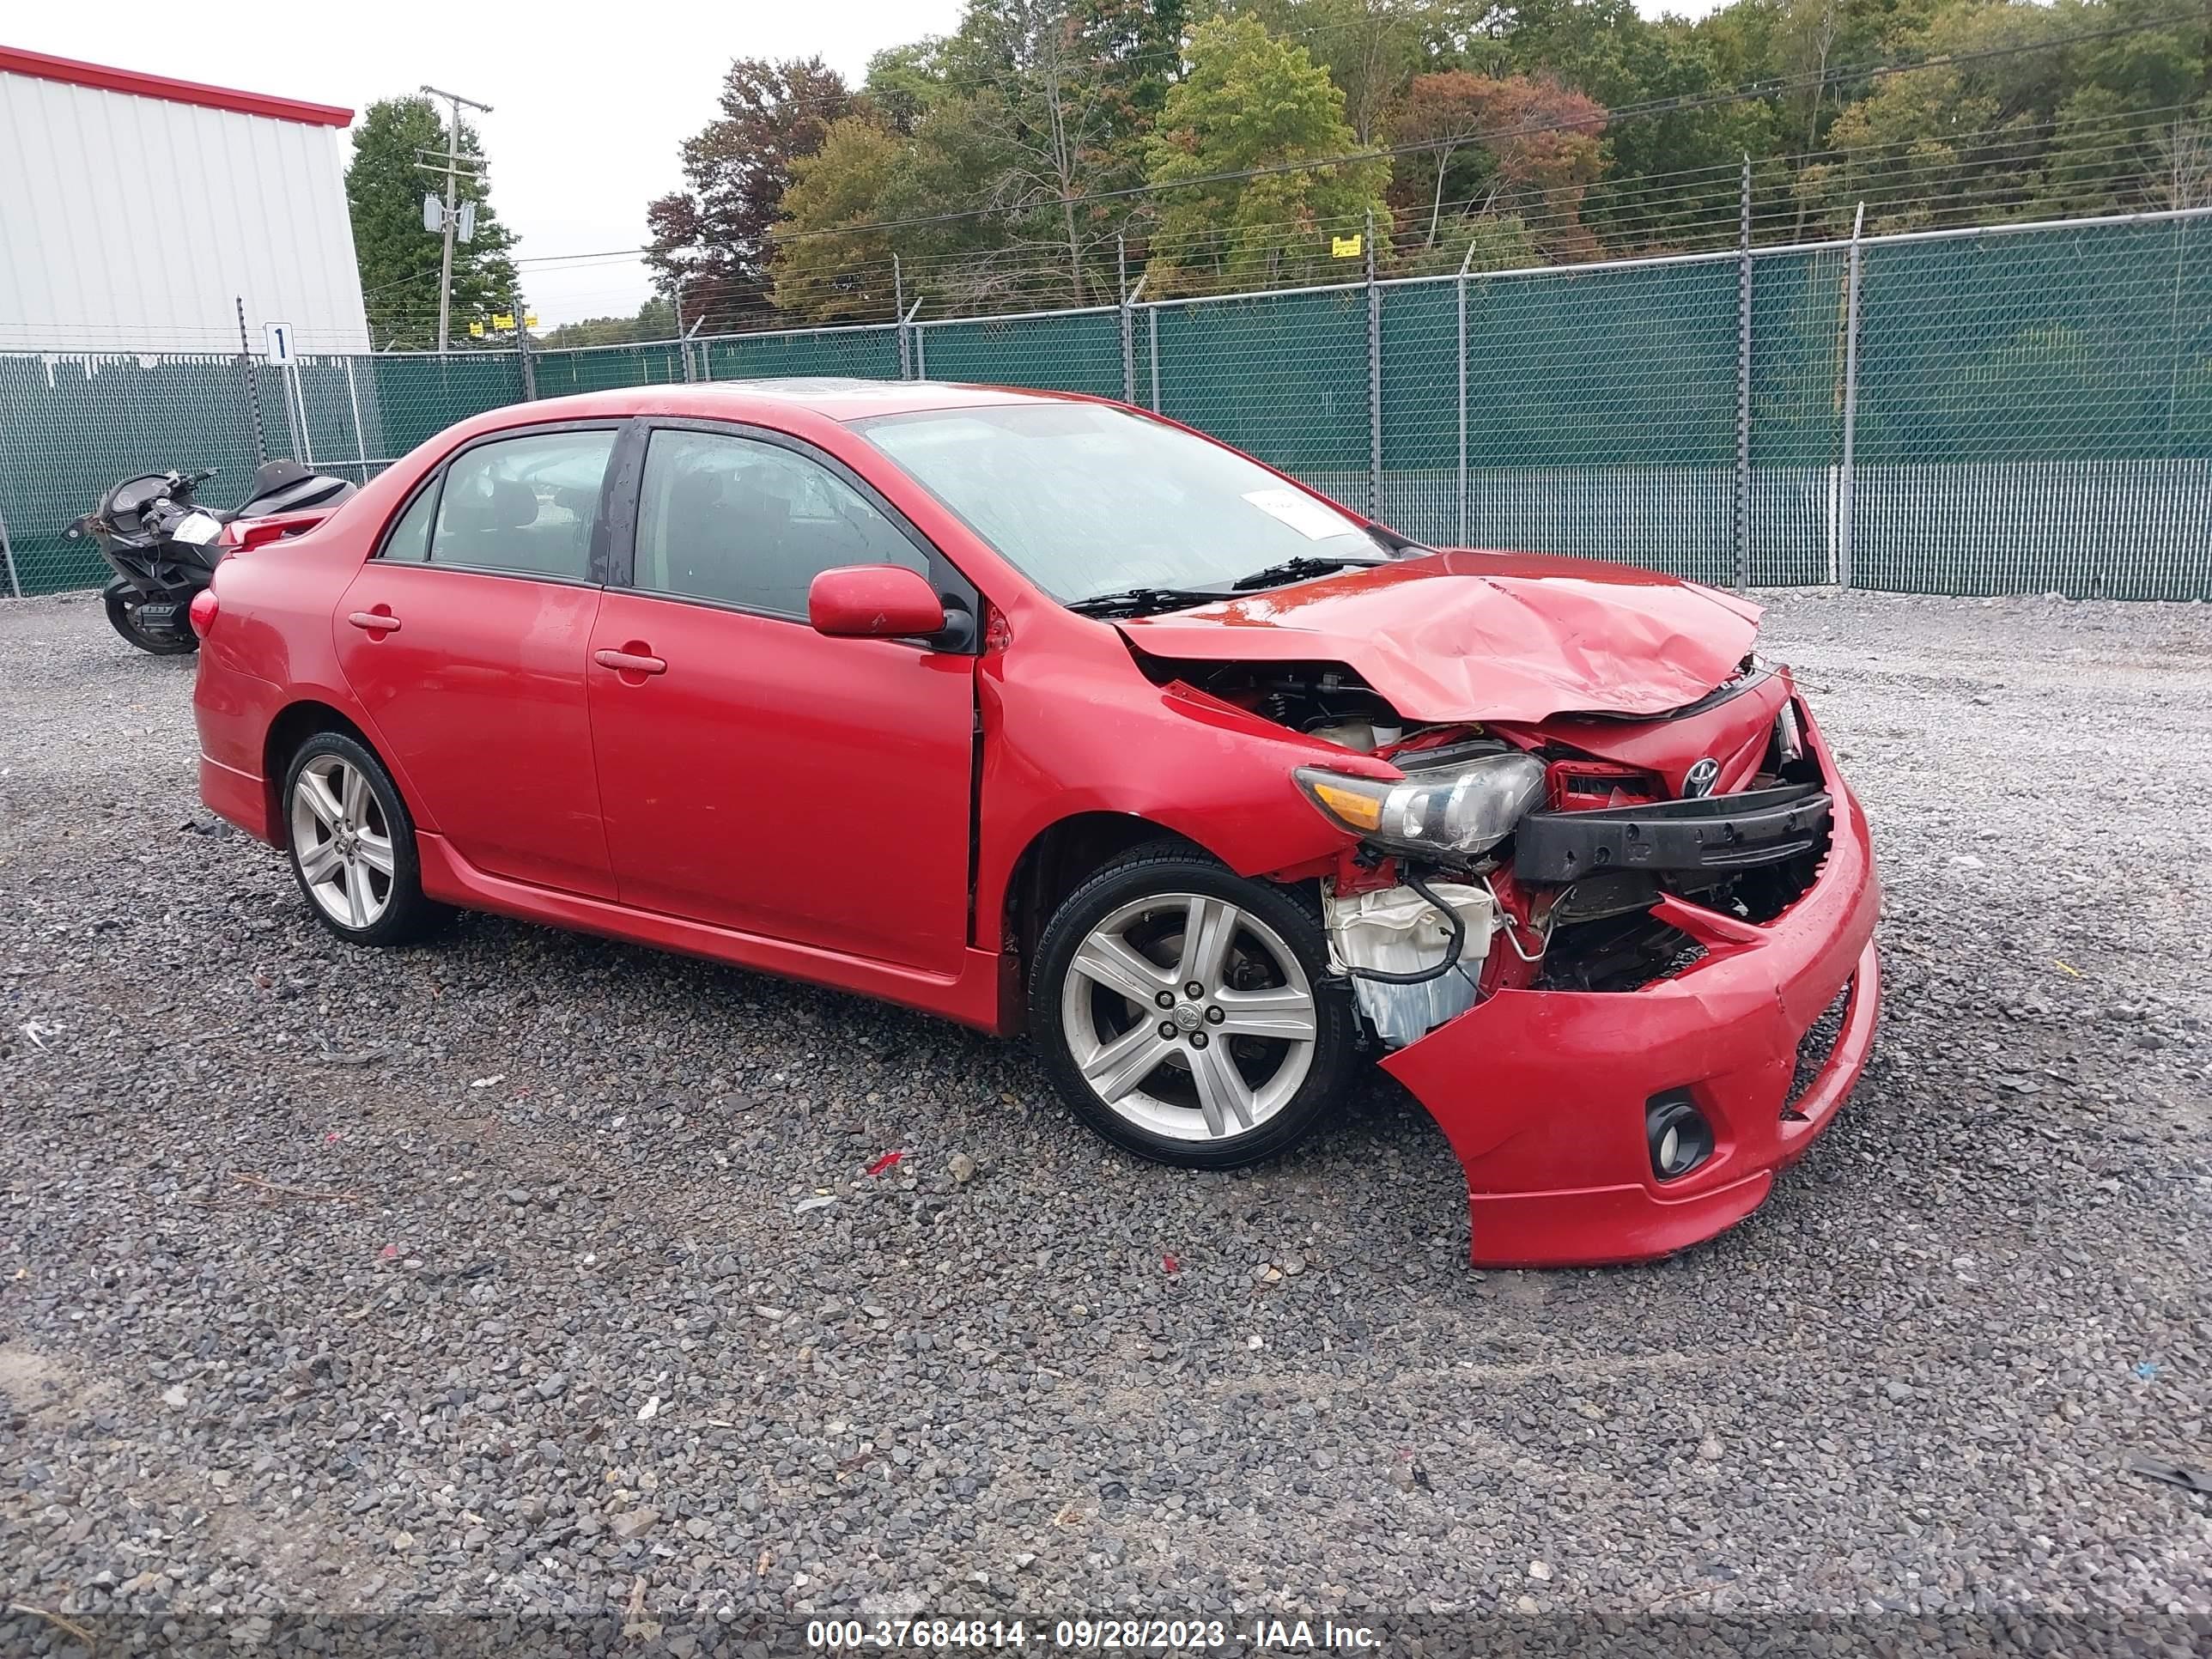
{"left": 1172, "top": 1004, "right": 1204, "bottom": 1031}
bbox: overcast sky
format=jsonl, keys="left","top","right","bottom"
{"left": 16, "top": 0, "right": 1710, "bottom": 327}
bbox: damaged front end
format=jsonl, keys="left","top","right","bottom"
{"left": 1272, "top": 656, "right": 1843, "bottom": 1036}
{"left": 1153, "top": 649, "right": 1881, "bottom": 1267}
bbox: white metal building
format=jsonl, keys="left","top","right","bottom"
{"left": 0, "top": 46, "right": 368, "bottom": 355}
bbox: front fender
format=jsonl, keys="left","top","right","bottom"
{"left": 971, "top": 630, "right": 1376, "bottom": 953}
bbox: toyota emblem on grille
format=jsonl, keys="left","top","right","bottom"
{"left": 1683, "top": 757, "right": 1721, "bottom": 798}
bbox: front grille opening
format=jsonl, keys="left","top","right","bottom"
{"left": 1732, "top": 838, "right": 1830, "bottom": 923}
{"left": 1536, "top": 911, "right": 1707, "bottom": 992}
{"left": 1784, "top": 979, "right": 1854, "bottom": 1117}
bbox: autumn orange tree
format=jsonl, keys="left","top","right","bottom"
{"left": 1389, "top": 72, "right": 1607, "bottom": 262}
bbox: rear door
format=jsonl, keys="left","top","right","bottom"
{"left": 334, "top": 422, "right": 623, "bottom": 898}
{"left": 586, "top": 421, "right": 979, "bottom": 972}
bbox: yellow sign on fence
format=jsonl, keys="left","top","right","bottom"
{"left": 1331, "top": 234, "right": 1364, "bottom": 258}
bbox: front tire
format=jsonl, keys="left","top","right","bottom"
{"left": 281, "top": 732, "right": 447, "bottom": 945}
{"left": 1028, "top": 844, "right": 1358, "bottom": 1169}
{"left": 103, "top": 579, "right": 198, "bottom": 655}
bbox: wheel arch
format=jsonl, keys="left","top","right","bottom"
{"left": 262, "top": 702, "right": 380, "bottom": 847}
{"left": 998, "top": 812, "right": 1208, "bottom": 1024}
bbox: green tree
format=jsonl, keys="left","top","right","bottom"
{"left": 645, "top": 58, "right": 854, "bottom": 332}
{"left": 929, "top": 0, "right": 1173, "bottom": 303}
{"left": 865, "top": 39, "right": 956, "bottom": 132}
{"left": 1238, "top": 0, "right": 1437, "bottom": 146}
{"left": 346, "top": 95, "right": 520, "bottom": 349}
{"left": 1143, "top": 14, "right": 1394, "bottom": 295}
{"left": 1793, "top": 1, "right": 2083, "bottom": 234}
{"left": 538, "top": 296, "right": 676, "bottom": 348}
{"left": 1486, "top": 0, "right": 1762, "bottom": 248}
{"left": 773, "top": 118, "right": 913, "bottom": 321}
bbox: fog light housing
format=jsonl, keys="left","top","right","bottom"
{"left": 1646, "top": 1091, "right": 1714, "bottom": 1182}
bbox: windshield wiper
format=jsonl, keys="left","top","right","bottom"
{"left": 1229, "top": 553, "right": 1389, "bottom": 591}
{"left": 1065, "top": 586, "right": 1228, "bottom": 618}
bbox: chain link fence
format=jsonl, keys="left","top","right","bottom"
{"left": 3, "top": 208, "right": 2206, "bottom": 601}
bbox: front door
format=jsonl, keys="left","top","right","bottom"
{"left": 586, "top": 424, "right": 976, "bottom": 973}
{"left": 335, "top": 424, "right": 620, "bottom": 898}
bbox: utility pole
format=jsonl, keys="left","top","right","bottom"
{"left": 419, "top": 84, "right": 492, "bottom": 350}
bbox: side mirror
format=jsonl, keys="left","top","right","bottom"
{"left": 808, "top": 563, "right": 948, "bottom": 641}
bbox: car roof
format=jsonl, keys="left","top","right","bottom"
{"left": 500, "top": 377, "right": 1091, "bottom": 427}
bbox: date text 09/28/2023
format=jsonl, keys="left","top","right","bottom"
{"left": 804, "top": 1617, "right": 1382, "bottom": 1650}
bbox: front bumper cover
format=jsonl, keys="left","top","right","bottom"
{"left": 1380, "top": 713, "right": 1881, "bottom": 1268}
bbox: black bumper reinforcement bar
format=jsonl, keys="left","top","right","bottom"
{"left": 1515, "top": 783, "right": 1832, "bottom": 884}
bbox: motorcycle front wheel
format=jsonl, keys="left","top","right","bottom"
{"left": 102, "top": 578, "right": 198, "bottom": 655}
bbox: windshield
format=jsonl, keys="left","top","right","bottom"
{"left": 855, "top": 402, "right": 1390, "bottom": 605}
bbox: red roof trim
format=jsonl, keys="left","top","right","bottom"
{"left": 0, "top": 45, "right": 353, "bottom": 127}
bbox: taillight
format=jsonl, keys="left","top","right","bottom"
{"left": 236, "top": 520, "right": 294, "bottom": 551}
{"left": 188, "top": 588, "right": 220, "bottom": 638}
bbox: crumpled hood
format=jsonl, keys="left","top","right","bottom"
{"left": 1118, "top": 549, "right": 1762, "bottom": 723}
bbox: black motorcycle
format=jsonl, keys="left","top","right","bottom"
{"left": 68, "top": 459, "right": 357, "bottom": 654}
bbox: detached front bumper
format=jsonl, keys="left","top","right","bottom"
{"left": 1381, "top": 719, "right": 1881, "bottom": 1269}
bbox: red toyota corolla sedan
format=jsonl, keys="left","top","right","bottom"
{"left": 190, "top": 380, "right": 1880, "bottom": 1267}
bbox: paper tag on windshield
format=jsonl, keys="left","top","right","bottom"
{"left": 1243, "top": 487, "right": 1352, "bottom": 541}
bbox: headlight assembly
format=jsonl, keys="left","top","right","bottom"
{"left": 1296, "top": 750, "right": 1547, "bottom": 860}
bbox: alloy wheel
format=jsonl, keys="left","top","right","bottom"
{"left": 289, "top": 755, "right": 397, "bottom": 929}
{"left": 1057, "top": 891, "right": 1319, "bottom": 1143}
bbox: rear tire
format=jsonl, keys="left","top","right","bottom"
{"left": 281, "top": 732, "right": 448, "bottom": 946}
{"left": 103, "top": 579, "right": 198, "bottom": 655}
{"left": 1028, "top": 844, "right": 1358, "bottom": 1169}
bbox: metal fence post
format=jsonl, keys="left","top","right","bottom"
{"left": 1120, "top": 275, "right": 1146, "bottom": 406}
{"left": 1148, "top": 307, "right": 1160, "bottom": 411}
{"left": 283, "top": 362, "right": 313, "bottom": 465}
{"left": 343, "top": 357, "right": 369, "bottom": 476}
{"left": 513, "top": 295, "right": 536, "bottom": 400}
{"left": 0, "top": 503, "right": 22, "bottom": 599}
{"left": 893, "top": 255, "right": 907, "bottom": 380}
{"left": 1838, "top": 202, "right": 1867, "bottom": 591}
{"left": 1118, "top": 236, "right": 1134, "bottom": 403}
{"left": 913, "top": 314, "right": 927, "bottom": 381}
{"left": 1734, "top": 155, "right": 1752, "bottom": 592}
{"left": 902, "top": 299, "right": 925, "bottom": 380}
{"left": 1365, "top": 209, "right": 1382, "bottom": 520}
{"left": 1457, "top": 239, "right": 1475, "bottom": 548}
{"left": 235, "top": 297, "right": 267, "bottom": 464}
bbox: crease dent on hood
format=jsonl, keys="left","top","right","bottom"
{"left": 1118, "top": 552, "right": 1762, "bottom": 724}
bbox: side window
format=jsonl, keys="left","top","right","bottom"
{"left": 633, "top": 429, "right": 925, "bottom": 617}
{"left": 428, "top": 428, "right": 616, "bottom": 580}
{"left": 379, "top": 478, "right": 440, "bottom": 562}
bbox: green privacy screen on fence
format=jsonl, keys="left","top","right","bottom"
{"left": 916, "top": 309, "right": 1123, "bottom": 398}
{"left": 3, "top": 210, "right": 2209, "bottom": 599}
{"left": 1851, "top": 218, "right": 2212, "bottom": 599}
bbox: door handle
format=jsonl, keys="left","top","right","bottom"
{"left": 592, "top": 647, "right": 666, "bottom": 676}
{"left": 347, "top": 609, "right": 401, "bottom": 634}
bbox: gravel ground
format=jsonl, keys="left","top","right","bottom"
{"left": 2, "top": 587, "right": 2208, "bottom": 1655}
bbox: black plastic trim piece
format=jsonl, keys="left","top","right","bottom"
{"left": 1515, "top": 782, "right": 1831, "bottom": 884}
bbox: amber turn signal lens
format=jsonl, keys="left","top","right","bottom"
{"left": 1309, "top": 779, "right": 1383, "bottom": 831}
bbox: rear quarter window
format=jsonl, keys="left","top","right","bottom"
{"left": 380, "top": 482, "right": 439, "bottom": 562}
